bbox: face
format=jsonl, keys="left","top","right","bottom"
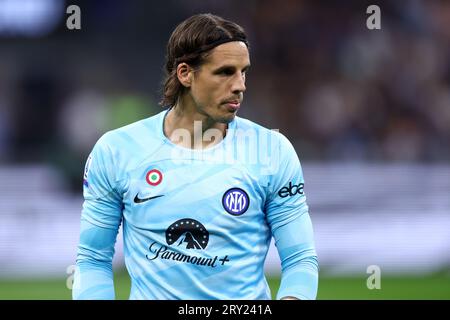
{"left": 188, "top": 41, "right": 250, "bottom": 123}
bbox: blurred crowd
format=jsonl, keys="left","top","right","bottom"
{"left": 0, "top": 0, "right": 449, "bottom": 191}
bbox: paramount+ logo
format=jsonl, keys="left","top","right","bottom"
{"left": 146, "top": 219, "right": 231, "bottom": 268}
{"left": 278, "top": 181, "right": 305, "bottom": 198}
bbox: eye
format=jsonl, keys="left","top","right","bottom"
{"left": 221, "top": 68, "right": 235, "bottom": 76}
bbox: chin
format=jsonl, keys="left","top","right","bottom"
{"left": 216, "top": 113, "right": 236, "bottom": 124}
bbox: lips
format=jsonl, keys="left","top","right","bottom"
{"left": 223, "top": 100, "right": 241, "bottom": 112}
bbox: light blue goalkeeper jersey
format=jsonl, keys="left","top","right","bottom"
{"left": 73, "top": 109, "right": 318, "bottom": 300}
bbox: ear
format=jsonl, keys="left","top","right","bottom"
{"left": 176, "top": 62, "right": 194, "bottom": 88}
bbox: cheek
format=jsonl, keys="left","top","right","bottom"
{"left": 192, "top": 86, "right": 210, "bottom": 106}
{"left": 194, "top": 81, "right": 222, "bottom": 105}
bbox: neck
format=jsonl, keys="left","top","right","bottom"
{"left": 164, "top": 96, "right": 227, "bottom": 149}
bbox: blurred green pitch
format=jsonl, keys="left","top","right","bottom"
{"left": 0, "top": 271, "right": 449, "bottom": 300}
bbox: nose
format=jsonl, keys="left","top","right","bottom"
{"left": 231, "top": 73, "right": 246, "bottom": 95}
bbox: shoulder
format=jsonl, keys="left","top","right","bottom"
{"left": 234, "top": 115, "right": 272, "bottom": 133}
{"left": 234, "top": 116, "right": 296, "bottom": 153}
{"left": 97, "top": 111, "right": 164, "bottom": 151}
{"left": 90, "top": 110, "right": 167, "bottom": 170}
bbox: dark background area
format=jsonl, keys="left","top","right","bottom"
{"left": 1, "top": 0, "right": 449, "bottom": 192}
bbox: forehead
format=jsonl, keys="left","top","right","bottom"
{"left": 204, "top": 41, "right": 250, "bottom": 67}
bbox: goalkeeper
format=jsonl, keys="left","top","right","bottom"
{"left": 73, "top": 13, "right": 318, "bottom": 300}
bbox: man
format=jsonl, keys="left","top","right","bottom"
{"left": 73, "top": 13, "right": 318, "bottom": 300}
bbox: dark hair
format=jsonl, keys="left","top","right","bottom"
{"left": 160, "top": 13, "right": 249, "bottom": 107}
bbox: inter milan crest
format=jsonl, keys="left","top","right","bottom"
{"left": 222, "top": 188, "right": 249, "bottom": 216}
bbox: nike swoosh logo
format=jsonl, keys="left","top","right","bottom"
{"left": 134, "top": 194, "right": 164, "bottom": 204}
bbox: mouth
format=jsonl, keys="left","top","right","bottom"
{"left": 223, "top": 100, "right": 241, "bottom": 112}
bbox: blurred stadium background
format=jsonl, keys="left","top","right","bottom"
{"left": 0, "top": 0, "right": 449, "bottom": 299}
